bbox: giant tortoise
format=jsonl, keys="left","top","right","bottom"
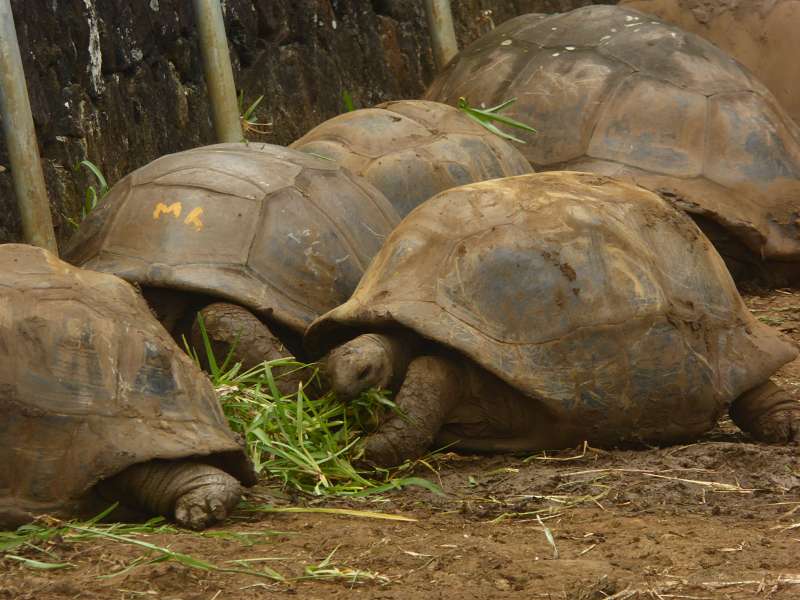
{"left": 0, "top": 244, "right": 256, "bottom": 530}
{"left": 305, "top": 172, "right": 800, "bottom": 466}
{"left": 425, "top": 5, "right": 800, "bottom": 285}
{"left": 621, "top": 0, "right": 800, "bottom": 125}
{"left": 290, "top": 100, "right": 532, "bottom": 217}
{"left": 65, "top": 143, "right": 399, "bottom": 382}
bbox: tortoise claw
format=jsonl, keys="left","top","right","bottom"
{"left": 363, "top": 432, "right": 405, "bottom": 468}
{"left": 745, "top": 407, "right": 800, "bottom": 444}
{"left": 174, "top": 479, "right": 242, "bottom": 530}
{"left": 730, "top": 381, "right": 800, "bottom": 445}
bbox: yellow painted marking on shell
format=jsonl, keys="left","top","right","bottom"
{"left": 152, "top": 201, "right": 182, "bottom": 219}
{"left": 184, "top": 207, "right": 204, "bottom": 231}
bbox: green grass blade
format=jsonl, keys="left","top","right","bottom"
{"left": 67, "top": 525, "right": 217, "bottom": 571}
{"left": 457, "top": 96, "right": 537, "bottom": 143}
{"left": 243, "top": 95, "right": 264, "bottom": 122}
{"left": 76, "top": 159, "right": 109, "bottom": 192}
{"left": 193, "top": 314, "right": 219, "bottom": 378}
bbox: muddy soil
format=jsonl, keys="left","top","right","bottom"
{"left": 1, "top": 289, "right": 799, "bottom": 600}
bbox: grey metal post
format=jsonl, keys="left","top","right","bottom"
{"left": 193, "top": 0, "right": 243, "bottom": 143}
{"left": 0, "top": 0, "right": 58, "bottom": 253}
{"left": 424, "top": 0, "right": 458, "bottom": 70}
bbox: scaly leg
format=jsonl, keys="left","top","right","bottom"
{"left": 730, "top": 380, "right": 800, "bottom": 443}
{"left": 190, "top": 302, "right": 310, "bottom": 394}
{"left": 100, "top": 460, "right": 242, "bottom": 530}
{"left": 364, "top": 355, "right": 462, "bottom": 467}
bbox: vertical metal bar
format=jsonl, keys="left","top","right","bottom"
{"left": 424, "top": 0, "right": 459, "bottom": 70}
{"left": 193, "top": 0, "right": 242, "bottom": 143}
{"left": 0, "top": 0, "right": 58, "bottom": 253}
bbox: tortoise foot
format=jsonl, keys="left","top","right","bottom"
{"left": 173, "top": 469, "right": 243, "bottom": 530}
{"left": 742, "top": 406, "right": 800, "bottom": 444}
{"left": 362, "top": 355, "right": 462, "bottom": 467}
{"left": 730, "top": 380, "right": 800, "bottom": 444}
{"left": 102, "top": 460, "right": 243, "bottom": 530}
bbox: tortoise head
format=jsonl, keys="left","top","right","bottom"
{"left": 323, "top": 334, "right": 396, "bottom": 400}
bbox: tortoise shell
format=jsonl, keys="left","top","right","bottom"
{"left": 621, "top": 0, "right": 800, "bottom": 125}
{"left": 0, "top": 244, "right": 254, "bottom": 528}
{"left": 306, "top": 172, "right": 798, "bottom": 445}
{"left": 290, "top": 100, "right": 532, "bottom": 217}
{"left": 425, "top": 5, "right": 800, "bottom": 263}
{"left": 64, "top": 143, "right": 400, "bottom": 333}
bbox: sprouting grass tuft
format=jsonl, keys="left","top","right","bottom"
{"left": 238, "top": 91, "right": 272, "bottom": 136}
{"left": 342, "top": 90, "right": 357, "bottom": 112}
{"left": 66, "top": 159, "right": 109, "bottom": 228}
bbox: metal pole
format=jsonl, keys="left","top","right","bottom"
{"left": 0, "top": 0, "right": 58, "bottom": 253}
{"left": 424, "top": 0, "right": 458, "bottom": 70}
{"left": 193, "top": 0, "right": 242, "bottom": 143}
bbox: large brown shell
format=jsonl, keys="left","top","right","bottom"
{"left": 425, "top": 5, "right": 800, "bottom": 263}
{"left": 64, "top": 143, "right": 400, "bottom": 333}
{"left": 307, "top": 172, "right": 797, "bottom": 444}
{"left": 290, "top": 100, "right": 532, "bottom": 217}
{"left": 0, "top": 244, "right": 254, "bottom": 528}
{"left": 621, "top": 0, "right": 800, "bottom": 125}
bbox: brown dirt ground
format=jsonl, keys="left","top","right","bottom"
{"left": 2, "top": 289, "right": 799, "bottom": 600}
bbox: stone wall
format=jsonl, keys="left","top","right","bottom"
{"left": 0, "top": 0, "right": 610, "bottom": 247}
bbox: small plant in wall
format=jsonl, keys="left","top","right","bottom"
{"left": 66, "top": 159, "right": 109, "bottom": 229}
{"left": 238, "top": 91, "right": 272, "bottom": 136}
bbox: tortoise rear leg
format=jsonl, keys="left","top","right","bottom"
{"left": 190, "top": 302, "right": 309, "bottom": 394}
{"left": 101, "top": 460, "right": 242, "bottom": 530}
{"left": 730, "top": 380, "right": 800, "bottom": 443}
{"left": 363, "top": 355, "right": 462, "bottom": 467}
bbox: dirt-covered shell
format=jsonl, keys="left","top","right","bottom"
{"left": 307, "top": 172, "right": 798, "bottom": 444}
{"left": 0, "top": 244, "right": 255, "bottom": 528}
{"left": 425, "top": 5, "right": 800, "bottom": 262}
{"left": 290, "top": 100, "right": 533, "bottom": 217}
{"left": 621, "top": 0, "right": 800, "bottom": 125}
{"left": 64, "top": 143, "right": 400, "bottom": 333}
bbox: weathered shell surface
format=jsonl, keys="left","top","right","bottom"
{"left": 65, "top": 143, "right": 400, "bottom": 332}
{"left": 307, "top": 172, "right": 798, "bottom": 444}
{"left": 425, "top": 5, "right": 800, "bottom": 262}
{"left": 621, "top": 0, "right": 800, "bottom": 125}
{"left": 0, "top": 244, "right": 254, "bottom": 528}
{"left": 291, "top": 100, "right": 532, "bottom": 217}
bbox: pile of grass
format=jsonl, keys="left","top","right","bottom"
{"left": 192, "top": 324, "right": 439, "bottom": 497}
{"left": 208, "top": 354, "right": 438, "bottom": 497}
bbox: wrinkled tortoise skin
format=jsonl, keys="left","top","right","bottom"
{"left": 425, "top": 5, "right": 800, "bottom": 270}
{"left": 64, "top": 143, "right": 400, "bottom": 334}
{"left": 0, "top": 244, "right": 255, "bottom": 529}
{"left": 307, "top": 172, "right": 798, "bottom": 448}
{"left": 291, "top": 100, "right": 533, "bottom": 217}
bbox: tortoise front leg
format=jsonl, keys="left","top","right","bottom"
{"left": 364, "top": 355, "right": 462, "bottom": 467}
{"left": 730, "top": 380, "right": 800, "bottom": 443}
{"left": 190, "top": 302, "right": 309, "bottom": 394}
{"left": 100, "top": 460, "right": 243, "bottom": 530}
